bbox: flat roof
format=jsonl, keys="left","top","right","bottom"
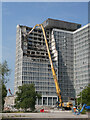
{"left": 42, "top": 18, "right": 81, "bottom": 31}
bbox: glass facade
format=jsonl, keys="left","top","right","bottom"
{"left": 74, "top": 24, "right": 90, "bottom": 97}
{"left": 52, "top": 29, "right": 75, "bottom": 102}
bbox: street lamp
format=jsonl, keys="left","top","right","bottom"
{"left": 80, "top": 87, "right": 83, "bottom": 107}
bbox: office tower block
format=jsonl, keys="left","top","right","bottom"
{"left": 74, "top": 24, "right": 90, "bottom": 97}
{"left": 15, "top": 18, "right": 90, "bottom": 106}
{"left": 15, "top": 25, "right": 58, "bottom": 106}
{"left": 52, "top": 29, "right": 75, "bottom": 102}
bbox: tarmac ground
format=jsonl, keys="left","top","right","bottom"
{"left": 0, "top": 111, "right": 89, "bottom": 120}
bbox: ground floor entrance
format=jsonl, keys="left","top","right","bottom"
{"left": 36, "top": 96, "right": 58, "bottom": 106}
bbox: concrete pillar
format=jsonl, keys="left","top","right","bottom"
{"left": 57, "top": 97, "right": 58, "bottom": 102}
{"left": 52, "top": 97, "right": 53, "bottom": 106}
{"left": 36, "top": 98, "right": 38, "bottom": 105}
{"left": 42, "top": 97, "right": 43, "bottom": 106}
{"left": 47, "top": 97, "right": 48, "bottom": 106}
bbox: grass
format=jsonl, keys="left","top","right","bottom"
{"left": 81, "top": 109, "right": 86, "bottom": 114}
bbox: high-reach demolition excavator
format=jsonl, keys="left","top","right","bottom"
{"left": 23, "top": 24, "right": 73, "bottom": 110}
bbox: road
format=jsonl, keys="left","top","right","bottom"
{"left": 0, "top": 111, "right": 89, "bottom": 119}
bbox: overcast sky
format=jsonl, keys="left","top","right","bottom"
{"left": 2, "top": 2, "right": 89, "bottom": 95}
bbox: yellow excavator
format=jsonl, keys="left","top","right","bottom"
{"left": 24, "top": 24, "right": 73, "bottom": 109}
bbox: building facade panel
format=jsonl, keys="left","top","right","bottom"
{"left": 14, "top": 25, "right": 23, "bottom": 93}
{"left": 52, "top": 29, "right": 75, "bottom": 102}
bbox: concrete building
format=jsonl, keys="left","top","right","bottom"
{"left": 15, "top": 22, "right": 58, "bottom": 106}
{"left": 4, "top": 96, "right": 15, "bottom": 111}
{"left": 52, "top": 29, "right": 75, "bottom": 102}
{"left": 14, "top": 18, "right": 90, "bottom": 106}
{"left": 73, "top": 24, "right": 90, "bottom": 97}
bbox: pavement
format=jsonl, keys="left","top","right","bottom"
{"left": 0, "top": 111, "right": 89, "bottom": 119}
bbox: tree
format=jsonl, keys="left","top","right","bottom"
{"left": 15, "top": 84, "right": 41, "bottom": 112}
{"left": 0, "top": 60, "right": 11, "bottom": 84}
{"left": 0, "top": 60, "right": 11, "bottom": 111}
{"left": 77, "top": 84, "right": 90, "bottom": 106}
{"left": 2, "top": 84, "right": 7, "bottom": 110}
